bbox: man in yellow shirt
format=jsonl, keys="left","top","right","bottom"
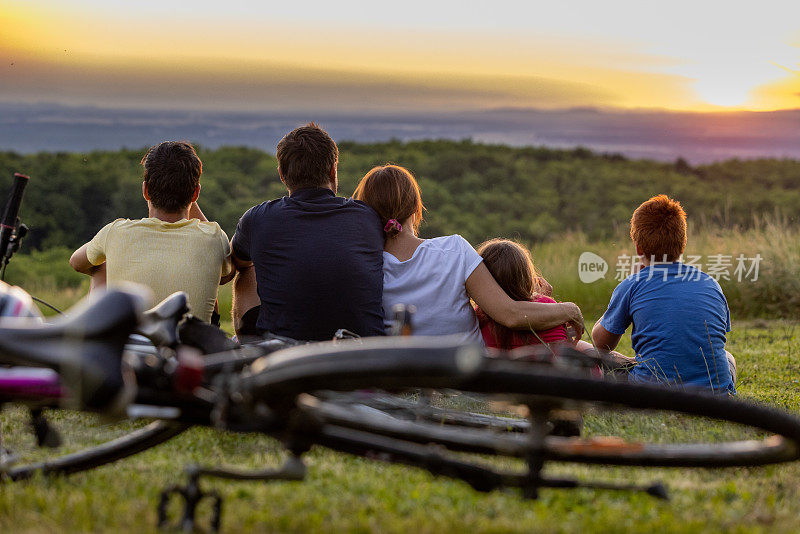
{"left": 69, "top": 141, "right": 234, "bottom": 323}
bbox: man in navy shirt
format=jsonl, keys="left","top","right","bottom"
{"left": 592, "top": 195, "right": 736, "bottom": 393}
{"left": 230, "top": 123, "right": 384, "bottom": 341}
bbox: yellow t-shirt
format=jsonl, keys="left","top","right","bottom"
{"left": 86, "top": 218, "right": 232, "bottom": 322}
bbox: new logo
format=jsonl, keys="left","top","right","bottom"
{"left": 578, "top": 252, "right": 608, "bottom": 283}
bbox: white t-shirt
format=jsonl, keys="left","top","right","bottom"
{"left": 382, "top": 234, "right": 484, "bottom": 344}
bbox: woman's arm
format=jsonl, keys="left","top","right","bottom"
{"left": 466, "top": 263, "right": 584, "bottom": 336}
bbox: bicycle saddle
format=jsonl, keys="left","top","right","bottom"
{"left": 137, "top": 292, "right": 189, "bottom": 349}
{"left": 0, "top": 287, "right": 149, "bottom": 411}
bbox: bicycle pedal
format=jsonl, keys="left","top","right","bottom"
{"left": 157, "top": 484, "right": 223, "bottom": 532}
{"left": 548, "top": 410, "right": 583, "bottom": 437}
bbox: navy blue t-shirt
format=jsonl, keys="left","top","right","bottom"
{"left": 601, "top": 262, "right": 734, "bottom": 393}
{"left": 231, "top": 187, "right": 385, "bottom": 341}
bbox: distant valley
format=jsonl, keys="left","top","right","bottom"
{"left": 1, "top": 102, "right": 799, "bottom": 164}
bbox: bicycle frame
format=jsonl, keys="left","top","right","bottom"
{"left": 0, "top": 367, "right": 63, "bottom": 402}
{"left": 3, "top": 289, "right": 800, "bottom": 533}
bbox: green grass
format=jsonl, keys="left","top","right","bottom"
{"left": 2, "top": 322, "right": 800, "bottom": 533}
{"left": 8, "top": 215, "right": 800, "bottom": 325}
{"left": 533, "top": 218, "right": 800, "bottom": 320}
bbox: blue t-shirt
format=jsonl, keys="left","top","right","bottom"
{"left": 601, "top": 262, "right": 734, "bottom": 393}
{"left": 231, "top": 187, "right": 385, "bottom": 341}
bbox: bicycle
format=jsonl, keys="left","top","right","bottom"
{"left": 0, "top": 172, "right": 195, "bottom": 480}
{"left": 2, "top": 287, "right": 800, "bottom": 531}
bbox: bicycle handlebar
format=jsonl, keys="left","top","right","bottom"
{"left": 0, "top": 287, "right": 148, "bottom": 410}
{"left": 0, "top": 173, "right": 29, "bottom": 261}
{"left": 137, "top": 292, "right": 189, "bottom": 349}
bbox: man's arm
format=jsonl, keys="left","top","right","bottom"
{"left": 220, "top": 263, "right": 236, "bottom": 285}
{"left": 189, "top": 202, "right": 233, "bottom": 283}
{"left": 69, "top": 243, "right": 99, "bottom": 275}
{"left": 188, "top": 201, "right": 208, "bottom": 222}
{"left": 218, "top": 237, "right": 239, "bottom": 285}
{"left": 591, "top": 319, "right": 623, "bottom": 351}
{"left": 230, "top": 247, "right": 259, "bottom": 338}
{"left": 220, "top": 237, "right": 252, "bottom": 285}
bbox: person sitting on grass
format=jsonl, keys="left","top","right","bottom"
{"left": 352, "top": 164, "right": 584, "bottom": 342}
{"left": 474, "top": 238, "right": 569, "bottom": 350}
{"left": 69, "top": 141, "right": 234, "bottom": 323}
{"left": 475, "top": 238, "right": 632, "bottom": 370}
{"left": 229, "top": 123, "right": 385, "bottom": 341}
{"left": 591, "top": 194, "right": 736, "bottom": 393}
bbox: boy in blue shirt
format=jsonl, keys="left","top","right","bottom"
{"left": 592, "top": 195, "right": 736, "bottom": 393}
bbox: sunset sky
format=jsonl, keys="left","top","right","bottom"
{"left": 2, "top": 0, "right": 799, "bottom": 113}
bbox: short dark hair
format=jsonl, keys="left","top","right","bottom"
{"left": 276, "top": 123, "right": 338, "bottom": 190}
{"left": 141, "top": 141, "right": 202, "bottom": 212}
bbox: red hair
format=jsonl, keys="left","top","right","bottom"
{"left": 630, "top": 194, "right": 687, "bottom": 262}
{"left": 353, "top": 165, "right": 424, "bottom": 238}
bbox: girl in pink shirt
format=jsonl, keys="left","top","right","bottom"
{"left": 475, "top": 239, "right": 633, "bottom": 375}
{"left": 474, "top": 239, "right": 568, "bottom": 350}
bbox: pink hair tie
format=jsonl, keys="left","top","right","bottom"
{"left": 384, "top": 219, "right": 402, "bottom": 234}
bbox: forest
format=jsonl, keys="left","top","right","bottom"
{"left": 0, "top": 140, "right": 798, "bottom": 251}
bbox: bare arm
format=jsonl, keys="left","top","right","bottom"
{"left": 217, "top": 239, "right": 243, "bottom": 285}
{"left": 465, "top": 263, "right": 584, "bottom": 337}
{"left": 231, "top": 248, "right": 259, "bottom": 338}
{"left": 69, "top": 243, "right": 100, "bottom": 275}
{"left": 188, "top": 202, "right": 208, "bottom": 222}
{"left": 219, "top": 262, "right": 236, "bottom": 285}
{"left": 189, "top": 202, "right": 231, "bottom": 282}
{"left": 230, "top": 243, "right": 253, "bottom": 271}
{"left": 591, "top": 319, "right": 623, "bottom": 351}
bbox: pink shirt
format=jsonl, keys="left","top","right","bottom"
{"left": 476, "top": 295, "right": 568, "bottom": 350}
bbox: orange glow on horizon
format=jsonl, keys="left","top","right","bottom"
{"left": 3, "top": 2, "right": 799, "bottom": 113}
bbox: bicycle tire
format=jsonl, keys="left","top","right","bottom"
{"left": 318, "top": 390, "right": 531, "bottom": 432}
{"left": 305, "top": 389, "right": 797, "bottom": 468}
{"left": 3, "top": 419, "right": 188, "bottom": 481}
{"left": 237, "top": 338, "right": 800, "bottom": 468}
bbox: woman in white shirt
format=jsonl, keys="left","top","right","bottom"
{"left": 353, "top": 165, "right": 584, "bottom": 344}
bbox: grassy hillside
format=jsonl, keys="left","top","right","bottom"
{"left": 8, "top": 217, "right": 798, "bottom": 323}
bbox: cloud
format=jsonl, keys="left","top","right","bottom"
{"left": 0, "top": 53, "right": 627, "bottom": 112}
{"left": 5, "top": 0, "right": 798, "bottom": 113}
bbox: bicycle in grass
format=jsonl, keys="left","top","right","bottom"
{"left": 3, "top": 286, "right": 800, "bottom": 530}
{"left": 0, "top": 172, "right": 196, "bottom": 479}
{"left": 2, "top": 174, "right": 800, "bottom": 530}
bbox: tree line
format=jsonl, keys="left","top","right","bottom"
{"left": 0, "top": 140, "right": 798, "bottom": 251}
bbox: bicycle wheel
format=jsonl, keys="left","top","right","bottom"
{"left": 0, "top": 341, "right": 188, "bottom": 481}
{"left": 153, "top": 337, "right": 800, "bottom": 529}
{"left": 239, "top": 338, "right": 800, "bottom": 469}
{"left": 1, "top": 405, "right": 188, "bottom": 481}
